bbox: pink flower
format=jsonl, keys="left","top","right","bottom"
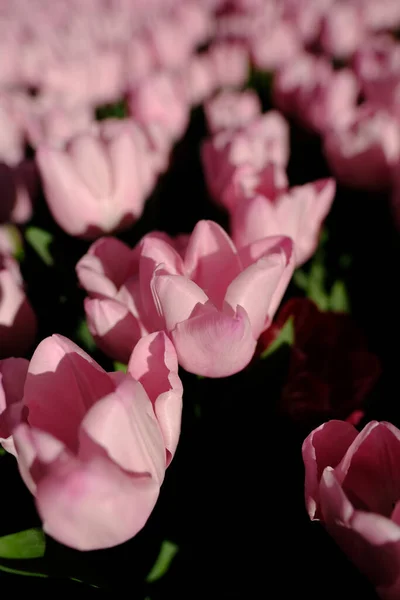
{"left": 353, "top": 35, "right": 400, "bottom": 117}
{"left": 123, "top": 36, "right": 155, "bottom": 86}
{"left": 77, "top": 222, "right": 294, "bottom": 376}
{"left": 204, "top": 90, "right": 261, "bottom": 135}
{"left": 231, "top": 178, "right": 335, "bottom": 266}
{"left": 282, "top": 0, "right": 332, "bottom": 45}
{"left": 202, "top": 111, "right": 290, "bottom": 203}
{"left": 251, "top": 21, "right": 301, "bottom": 72}
{"left": 145, "top": 16, "right": 192, "bottom": 72}
{"left": 128, "top": 72, "right": 189, "bottom": 144}
{"left": 319, "top": 3, "right": 366, "bottom": 60}
{"left": 323, "top": 105, "right": 400, "bottom": 191}
{"left": 36, "top": 120, "right": 155, "bottom": 238}
{"left": 303, "top": 420, "right": 400, "bottom": 600}
{"left": 0, "top": 97, "right": 25, "bottom": 167}
{"left": 360, "top": 0, "right": 400, "bottom": 32}
{"left": 208, "top": 41, "right": 250, "bottom": 90}
{"left": 23, "top": 104, "right": 93, "bottom": 149}
{"left": 0, "top": 333, "right": 182, "bottom": 551}
{"left": 273, "top": 53, "right": 359, "bottom": 134}
{"left": 181, "top": 54, "right": 217, "bottom": 106}
{"left": 0, "top": 161, "right": 38, "bottom": 225}
{"left": 219, "top": 163, "right": 288, "bottom": 212}
{"left": 0, "top": 255, "right": 37, "bottom": 359}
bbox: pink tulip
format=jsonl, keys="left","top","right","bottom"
{"left": 231, "top": 178, "right": 336, "bottom": 266}
{"left": 360, "top": 0, "right": 400, "bottom": 31}
{"left": 0, "top": 333, "right": 182, "bottom": 550}
{"left": 303, "top": 420, "right": 400, "bottom": 600}
{"left": 353, "top": 36, "right": 400, "bottom": 116}
{"left": 123, "top": 36, "right": 155, "bottom": 86}
{"left": 220, "top": 163, "right": 288, "bottom": 212}
{"left": 23, "top": 104, "right": 93, "bottom": 149}
{"left": 282, "top": 0, "right": 332, "bottom": 45}
{"left": 181, "top": 54, "right": 217, "bottom": 106}
{"left": 0, "top": 255, "right": 37, "bottom": 359}
{"left": 77, "top": 222, "right": 295, "bottom": 376}
{"left": 0, "top": 98, "right": 25, "bottom": 167}
{"left": 0, "top": 160, "right": 38, "bottom": 225}
{"left": 202, "top": 111, "right": 290, "bottom": 203}
{"left": 273, "top": 53, "right": 359, "bottom": 134}
{"left": 251, "top": 21, "right": 301, "bottom": 72}
{"left": 208, "top": 41, "right": 250, "bottom": 90}
{"left": 323, "top": 105, "right": 400, "bottom": 191}
{"left": 128, "top": 72, "right": 189, "bottom": 144}
{"left": 174, "top": 1, "right": 213, "bottom": 47}
{"left": 36, "top": 120, "right": 154, "bottom": 238}
{"left": 319, "top": 3, "right": 366, "bottom": 60}
{"left": 205, "top": 90, "right": 261, "bottom": 135}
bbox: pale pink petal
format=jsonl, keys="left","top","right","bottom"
{"left": 128, "top": 332, "right": 183, "bottom": 461}
{"left": 153, "top": 274, "right": 209, "bottom": 331}
{"left": 184, "top": 220, "right": 241, "bottom": 307}
{"left": 81, "top": 376, "right": 165, "bottom": 484}
{"left": 84, "top": 297, "right": 142, "bottom": 364}
{"left": 171, "top": 304, "right": 257, "bottom": 377}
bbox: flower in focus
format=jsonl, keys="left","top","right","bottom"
{"left": 303, "top": 420, "right": 400, "bottom": 600}
{"left": 77, "top": 221, "right": 295, "bottom": 376}
{"left": 0, "top": 333, "right": 182, "bottom": 550}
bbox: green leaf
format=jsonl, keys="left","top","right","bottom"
{"left": 146, "top": 540, "right": 179, "bottom": 583}
{"left": 25, "top": 226, "right": 54, "bottom": 266}
{"left": 95, "top": 99, "right": 128, "bottom": 121}
{"left": 0, "top": 563, "right": 48, "bottom": 578}
{"left": 293, "top": 269, "right": 309, "bottom": 291}
{"left": 0, "top": 447, "right": 5, "bottom": 457}
{"left": 0, "top": 528, "right": 45, "bottom": 560}
{"left": 75, "top": 319, "right": 96, "bottom": 352}
{"left": 329, "top": 280, "right": 350, "bottom": 313}
{"left": 261, "top": 317, "right": 294, "bottom": 359}
{"left": 113, "top": 361, "right": 127, "bottom": 373}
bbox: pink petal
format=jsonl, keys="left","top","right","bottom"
{"left": 76, "top": 237, "right": 134, "bottom": 298}
{"left": 80, "top": 376, "right": 166, "bottom": 484}
{"left": 84, "top": 297, "right": 142, "bottom": 364}
{"left": 184, "top": 220, "right": 242, "bottom": 307}
{"left": 68, "top": 133, "right": 112, "bottom": 199}
{"left": 225, "top": 249, "right": 291, "bottom": 338}
{"left": 302, "top": 420, "right": 358, "bottom": 519}
{"left": 171, "top": 304, "right": 257, "bottom": 377}
{"left": 153, "top": 273, "right": 209, "bottom": 331}
{"left": 35, "top": 446, "right": 160, "bottom": 550}
{"left": 128, "top": 332, "right": 183, "bottom": 461}
{"left": 24, "top": 335, "right": 115, "bottom": 452}
{"left": 231, "top": 195, "right": 281, "bottom": 249}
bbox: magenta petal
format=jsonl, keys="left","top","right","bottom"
{"left": 171, "top": 305, "right": 257, "bottom": 377}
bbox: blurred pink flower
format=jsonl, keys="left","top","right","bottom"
{"left": 0, "top": 333, "right": 182, "bottom": 550}
{"left": 323, "top": 104, "right": 400, "bottom": 191}
{"left": 204, "top": 89, "right": 261, "bottom": 135}
{"left": 36, "top": 120, "right": 155, "bottom": 238}
{"left": 303, "top": 420, "right": 400, "bottom": 600}
{"left": 208, "top": 41, "right": 250, "bottom": 90}
{"left": 251, "top": 21, "right": 301, "bottom": 71}
{"left": 0, "top": 161, "right": 38, "bottom": 225}
{"left": 202, "top": 111, "right": 290, "bottom": 203}
{"left": 231, "top": 178, "right": 336, "bottom": 266}
{"left": 273, "top": 53, "right": 359, "bottom": 134}
{"left": 0, "top": 255, "right": 37, "bottom": 359}
{"left": 319, "top": 2, "right": 366, "bottom": 60}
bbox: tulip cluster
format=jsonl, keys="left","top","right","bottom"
{"left": 0, "top": 1, "right": 398, "bottom": 598}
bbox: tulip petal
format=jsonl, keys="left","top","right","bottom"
{"left": 184, "top": 220, "right": 241, "bottom": 307}
{"left": 24, "top": 335, "right": 115, "bottom": 451}
{"left": 81, "top": 376, "right": 165, "bottom": 484}
{"left": 171, "top": 304, "right": 256, "bottom": 377}
{"left": 84, "top": 297, "right": 142, "bottom": 364}
{"left": 128, "top": 332, "right": 183, "bottom": 461}
{"left": 153, "top": 274, "right": 208, "bottom": 331}
{"left": 302, "top": 420, "right": 358, "bottom": 519}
